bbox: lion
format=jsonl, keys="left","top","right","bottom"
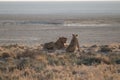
{"left": 66, "top": 34, "right": 80, "bottom": 52}
{"left": 43, "top": 37, "right": 67, "bottom": 51}
{"left": 43, "top": 42, "right": 55, "bottom": 50}
{"left": 55, "top": 37, "right": 67, "bottom": 49}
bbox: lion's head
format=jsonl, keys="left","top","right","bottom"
{"left": 58, "top": 37, "right": 67, "bottom": 43}
{"left": 55, "top": 37, "right": 67, "bottom": 49}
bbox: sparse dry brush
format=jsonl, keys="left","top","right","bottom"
{"left": 0, "top": 44, "right": 120, "bottom": 80}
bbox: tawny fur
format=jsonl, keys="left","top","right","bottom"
{"left": 55, "top": 37, "right": 67, "bottom": 49}
{"left": 43, "top": 37, "right": 67, "bottom": 50}
{"left": 66, "top": 34, "right": 80, "bottom": 52}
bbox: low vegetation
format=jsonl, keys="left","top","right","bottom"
{"left": 0, "top": 44, "right": 120, "bottom": 80}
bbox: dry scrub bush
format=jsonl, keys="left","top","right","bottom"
{"left": 0, "top": 44, "right": 120, "bottom": 80}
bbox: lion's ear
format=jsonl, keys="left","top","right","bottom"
{"left": 72, "top": 34, "right": 75, "bottom": 36}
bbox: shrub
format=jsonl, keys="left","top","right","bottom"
{"left": 115, "top": 59, "right": 120, "bottom": 64}
{"left": 1, "top": 52, "right": 10, "bottom": 58}
{"left": 100, "top": 45, "right": 112, "bottom": 52}
{"left": 17, "top": 58, "right": 31, "bottom": 70}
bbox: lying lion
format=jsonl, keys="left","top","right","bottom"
{"left": 43, "top": 37, "right": 67, "bottom": 51}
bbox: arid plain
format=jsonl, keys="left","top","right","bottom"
{"left": 0, "top": 14, "right": 120, "bottom": 80}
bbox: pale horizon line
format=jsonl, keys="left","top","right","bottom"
{"left": 0, "top": 0, "right": 120, "bottom": 2}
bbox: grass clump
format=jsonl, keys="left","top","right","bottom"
{"left": 100, "top": 45, "right": 112, "bottom": 52}
{"left": 0, "top": 44, "right": 119, "bottom": 80}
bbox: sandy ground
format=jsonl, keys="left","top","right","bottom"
{"left": 0, "top": 15, "right": 120, "bottom": 45}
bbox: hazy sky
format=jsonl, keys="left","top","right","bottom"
{"left": 0, "top": 0, "right": 120, "bottom": 1}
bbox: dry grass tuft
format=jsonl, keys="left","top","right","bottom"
{"left": 0, "top": 44, "right": 119, "bottom": 80}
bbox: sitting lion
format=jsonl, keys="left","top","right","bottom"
{"left": 66, "top": 34, "right": 80, "bottom": 52}
{"left": 43, "top": 37, "right": 67, "bottom": 51}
